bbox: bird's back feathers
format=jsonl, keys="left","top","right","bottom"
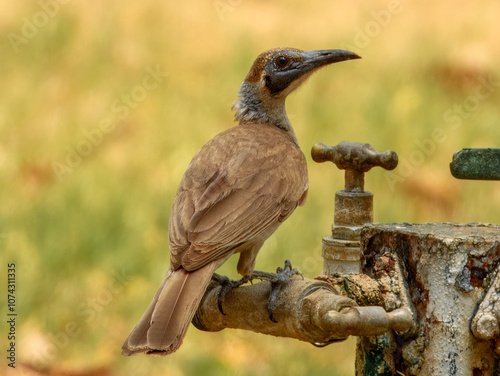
{"left": 168, "top": 122, "right": 308, "bottom": 272}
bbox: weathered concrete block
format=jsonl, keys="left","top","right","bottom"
{"left": 360, "top": 223, "right": 500, "bottom": 376}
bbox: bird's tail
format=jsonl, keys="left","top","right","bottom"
{"left": 122, "top": 262, "right": 217, "bottom": 356}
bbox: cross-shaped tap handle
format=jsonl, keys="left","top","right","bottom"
{"left": 311, "top": 141, "right": 398, "bottom": 192}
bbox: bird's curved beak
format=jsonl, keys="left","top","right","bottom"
{"left": 299, "top": 49, "right": 361, "bottom": 74}
{"left": 266, "top": 49, "right": 361, "bottom": 95}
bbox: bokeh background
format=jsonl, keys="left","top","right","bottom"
{"left": 2, "top": 0, "right": 500, "bottom": 375}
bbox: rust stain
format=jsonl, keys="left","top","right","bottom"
{"left": 457, "top": 244, "right": 500, "bottom": 291}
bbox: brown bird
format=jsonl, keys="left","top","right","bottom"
{"left": 122, "top": 47, "right": 360, "bottom": 356}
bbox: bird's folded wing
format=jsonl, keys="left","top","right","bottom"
{"left": 168, "top": 125, "right": 308, "bottom": 271}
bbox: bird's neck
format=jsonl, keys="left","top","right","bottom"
{"left": 233, "top": 82, "right": 298, "bottom": 145}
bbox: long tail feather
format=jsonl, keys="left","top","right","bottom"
{"left": 122, "top": 262, "right": 217, "bottom": 356}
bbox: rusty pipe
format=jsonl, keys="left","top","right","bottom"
{"left": 193, "top": 277, "right": 413, "bottom": 345}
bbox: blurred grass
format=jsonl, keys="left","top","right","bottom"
{"left": 1, "top": 0, "right": 500, "bottom": 375}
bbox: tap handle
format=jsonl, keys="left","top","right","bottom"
{"left": 311, "top": 141, "right": 398, "bottom": 173}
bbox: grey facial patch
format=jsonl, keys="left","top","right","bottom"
{"left": 264, "top": 53, "right": 303, "bottom": 95}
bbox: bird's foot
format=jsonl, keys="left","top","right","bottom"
{"left": 211, "top": 273, "right": 250, "bottom": 315}
{"left": 211, "top": 260, "right": 303, "bottom": 321}
{"left": 249, "top": 260, "right": 303, "bottom": 323}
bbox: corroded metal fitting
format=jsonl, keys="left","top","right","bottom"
{"left": 311, "top": 141, "right": 398, "bottom": 275}
{"left": 311, "top": 141, "right": 398, "bottom": 192}
{"left": 312, "top": 141, "right": 398, "bottom": 231}
{"left": 193, "top": 277, "right": 413, "bottom": 345}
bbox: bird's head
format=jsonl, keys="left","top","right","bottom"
{"left": 233, "top": 48, "right": 361, "bottom": 131}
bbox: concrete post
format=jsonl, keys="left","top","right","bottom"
{"left": 359, "top": 223, "right": 500, "bottom": 375}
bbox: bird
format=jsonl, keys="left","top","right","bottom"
{"left": 122, "top": 47, "right": 360, "bottom": 356}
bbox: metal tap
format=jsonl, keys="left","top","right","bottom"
{"left": 311, "top": 141, "right": 398, "bottom": 275}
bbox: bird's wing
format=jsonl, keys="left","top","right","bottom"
{"left": 168, "top": 124, "right": 308, "bottom": 271}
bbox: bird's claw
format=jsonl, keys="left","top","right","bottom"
{"left": 212, "top": 273, "right": 249, "bottom": 315}
{"left": 246, "top": 260, "right": 303, "bottom": 322}
{"left": 211, "top": 260, "right": 302, "bottom": 322}
{"left": 267, "top": 260, "right": 303, "bottom": 322}
{"left": 275, "top": 259, "right": 303, "bottom": 281}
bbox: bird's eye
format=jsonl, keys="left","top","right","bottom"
{"left": 276, "top": 56, "right": 289, "bottom": 68}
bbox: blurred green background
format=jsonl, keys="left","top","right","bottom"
{"left": 2, "top": 0, "right": 500, "bottom": 375}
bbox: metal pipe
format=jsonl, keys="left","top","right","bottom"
{"left": 193, "top": 277, "right": 413, "bottom": 345}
